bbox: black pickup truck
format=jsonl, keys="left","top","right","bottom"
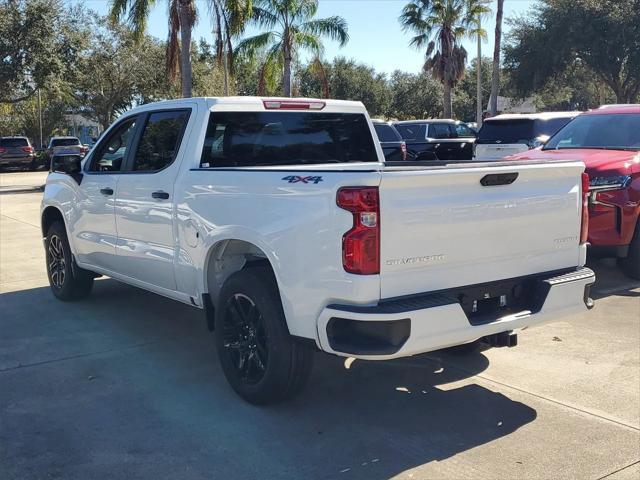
{"left": 393, "top": 119, "right": 476, "bottom": 161}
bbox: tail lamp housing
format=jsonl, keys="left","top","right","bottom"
{"left": 580, "top": 172, "right": 589, "bottom": 244}
{"left": 337, "top": 187, "right": 380, "bottom": 274}
{"left": 21, "top": 146, "right": 34, "bottom": 154}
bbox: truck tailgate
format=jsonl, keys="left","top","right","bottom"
{"left": 379, "top": 161, "right": 584, "bottom": 299}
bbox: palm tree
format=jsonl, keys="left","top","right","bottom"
{"left": 400, "top": 0, "right": 490, "bottom": 118}
{"left": 238, "top": 0, "right": 348, "bottom": 97}
{"left": 209, "top": 0, "right": 253, "bottom": 95}
{"left": 489, "top": 0, "right": 504, "bottom": 116}
{"left": 110, "top": 0, "right": 197, "bottom": 98}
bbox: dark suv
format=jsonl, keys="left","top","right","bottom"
{"left": 371, "top": 120, "right": 407, "bottom": 161}
{"left": 393, "top": 120, "right": 476, "bottom": 161}
{"left": 475, "top": 112, "right": 580, "bottom": 160}
{"left": 0, "top": 136, "right": 36, "bottom": 170}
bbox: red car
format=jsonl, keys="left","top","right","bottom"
{"left": 507, "top": 105, "right": 640, "bottom": 279}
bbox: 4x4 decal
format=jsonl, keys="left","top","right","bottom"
{"left": 282, "top": 175, "right": 323, "bottom": 184}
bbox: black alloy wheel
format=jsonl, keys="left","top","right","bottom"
{"left": 221, "top": 293, "right": 269, "bottom": 385}
{"left": 47, "top": 234, "right": 67, "bottom": 288}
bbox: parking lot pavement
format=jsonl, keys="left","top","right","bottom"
{"left": 0, "top": 170, "right": 47, "bottom": 194}
{"left": 1, "top": 172, "right": 639, "bottom": 480}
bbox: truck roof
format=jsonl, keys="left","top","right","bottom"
{"left": 589, "top": 104, "right": 640, "bottom": 115}
{"left": 124, "top": 97, "right": 367, "bottom": 115}
{"left": 485, "top": 111, "right": 582, "bottom": 122}
{"left": 393, "top": 119, "right": 460, "bottom": 125}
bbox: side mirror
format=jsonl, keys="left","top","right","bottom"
{"left": 51, "top": 154, "right": 83, "bottom": 183}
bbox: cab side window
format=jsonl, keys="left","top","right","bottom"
{"left": 132, "top": 110, "right": 190, "bottom": 172}
{"left": 89, "top": 118, "right": 137, "bottom": 172}
{"left": 429, "top": 124, "right": 454, "bottom": 139}
{"left": 454, "top": 123, "right": 475, "bottom": 138}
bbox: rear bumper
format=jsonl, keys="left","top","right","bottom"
{"left": 0, "top": 155, "right": 34, "bottom": 166}
{"left": 317, "top": 267, "right": 595, "bottom": 360}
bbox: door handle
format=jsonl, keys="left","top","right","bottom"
{"left": 100, "top": 187, "right": 114, "bottom": 196}
{"left": 151, "top": 190, "right": 170, "bottom": 200}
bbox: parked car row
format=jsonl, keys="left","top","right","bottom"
{"left": 0, "top": 135, "right": 88, "bottom": 171}
{"left": 370, "top": 112, "right": 578, "bottom": 162}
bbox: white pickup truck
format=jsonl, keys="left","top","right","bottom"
{"left": 41, "top": 97, "right": 595, "bottom": 404}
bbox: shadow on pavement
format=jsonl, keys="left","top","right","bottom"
{"left": 0, "top": 279, "right": 537, "bottom": 479}
{"left": 587, "top": 258, "right": 640, "bottom": 300}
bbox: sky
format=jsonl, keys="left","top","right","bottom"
{"left": 80, "top": 0, "right": 535, "bottom": 74}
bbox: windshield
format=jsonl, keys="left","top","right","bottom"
{"left": 544, "top": 113, "right": 640, "bottom": 151}
{"left": 200, "top": 111, "right": 378, "bottom": 167}
{"left": 51, "top": 138, "right": 80, "bottom": 147}
{"left": 374, "top": 123, "right": 401, "bottom": 142}
{"left": 0, "top": 138, "right": 28, "bottom": 147}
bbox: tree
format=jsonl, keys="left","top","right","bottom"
{"left": 388, "top": 70, "right": 443, "bottom": 120}
{"left": 298, "top": 57, "right": 391, "bottom": 116}
{"left": 529, "top": 60, "right": 616, "bottom": 111}
{"left": 456, "top": 56, "right": 494, "bottom": 120}
{"left": 399, "top": 0, "right": 489, "bottom": 118}
{"left": 0, "top": 93, "right": 66, "bottom": 142}
{"left": 110, "top": 0, "right": 197, "bottom": 98}
{"left": 0, "top": 0, "right": 87, "bottom": 104}
{"left": 209, "top": 0, "right": 253, "bottom": 95}
{"left": 73, "top": 21, "right": 171, "bottom": 129}
{"left": 238, "top": 0, "right": 348, "bottom": 97}
{"left": 504, "top": 0, "right": 640, "bottom": 103}
{"left": 488, "top": 0, "right": 503, "bottom": 115}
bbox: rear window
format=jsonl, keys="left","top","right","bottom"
{"left": 533, "top": 118, "right": 574, "bottom": 137}
{"left": 51, "top": 138, "right": 80, "bottom": 147}
{"left": 373, "top": 123, "right": 401, "bottom": 142}
{"left": 1, "top": 138, "right": 28, "bottom": 147}
{"left": 477, "top": 120, "right": 534, "bottom": 144}
{"left": 199, "top": 111, "right": 378, "bottom": 167}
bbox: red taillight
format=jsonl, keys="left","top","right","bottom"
{"left": 400, "top": 142, "right": 407, "bottom": 161}
{"left": 580, "top": 172, "right": 590, "bottom": 244}
{"left": 21, "top": 146, "right": 34, "bottom": 153}
{"left": 262, "top": 99, "right": 325, "bottom": 110}
{"left": 0, "top": 147, "right": 6, "bottom": 154}
{"left": 337, "top": 187, "right": 380, "bottom": 275}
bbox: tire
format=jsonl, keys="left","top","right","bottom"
{"left": 619, "top": 221, "right": 640, "bottom": 279}
{"left": 45, "top": 221, "right": 94, "bottom": 301}
{"left": 444, "top": 339, "right": 483, "bottom": 355}
{"left": 214, "top": 266, "right": 313, "bottom": 405}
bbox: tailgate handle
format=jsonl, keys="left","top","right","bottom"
{"left": 480, "top": 172, "right": 519, "bottom": 187}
